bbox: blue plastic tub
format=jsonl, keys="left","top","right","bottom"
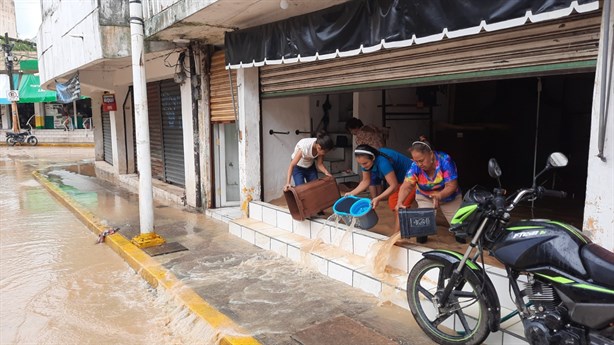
{"left": 349, "top": 198, "right": 378, "bottom": 230}
{"left": 333, "top": 196, "right": 360, "bottom": 216}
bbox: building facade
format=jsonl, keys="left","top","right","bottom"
{"left": 37, "top": 0, "right": 613, "bottom": 276}
{"left": 0, "top": 0, "right": 17, "bottom": 38}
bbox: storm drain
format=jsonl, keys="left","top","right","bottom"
{"left": 143, "top": 242, "right": 188, "bottom": 256}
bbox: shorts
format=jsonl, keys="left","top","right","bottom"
{"left": 387, "top": 186, "right": 415, "bottom": 211}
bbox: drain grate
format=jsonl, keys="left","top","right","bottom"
{"left": 143, "top": 242, "right": 188, "bottom": 256}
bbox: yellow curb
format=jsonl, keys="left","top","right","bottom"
{"left": 32, "top": 170, "right": 261, "bottom": 345}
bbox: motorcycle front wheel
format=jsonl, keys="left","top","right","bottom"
{"left": 7, "top": 137, "right": 16, "bottom": 146}
{"left": 407, "top": 258, "right": 490, "bottom": 345}
{"left": 27, "top": 136, "right": 38, "bottom": 146}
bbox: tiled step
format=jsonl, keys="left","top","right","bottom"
{"left": 227, "top": 201, "right": 530, "bottom": 344}
{"left": 1, "top": 129, "right": 94, "bottom": 143}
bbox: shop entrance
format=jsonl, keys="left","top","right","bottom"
{"left": 214, "top": 122, "right": 240, "bottom": 207}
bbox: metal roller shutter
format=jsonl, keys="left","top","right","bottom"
{"left": 160, "top": 79, "right": 185, "bottom": 187}
{"left": 147, "top": 82, "right": 165, "bottom": 181}
{"left": 211, "top": 51, "right": 238, "bottom": 123}
{"left": 260, "top": 11, "right": 601, "bottom": 97}
{"left": 101, "top": 109, "right": 113, "bottom": 165}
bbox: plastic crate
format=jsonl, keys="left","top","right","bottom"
{"left": 399, "top": 208, "right": 437, "bottom": 239}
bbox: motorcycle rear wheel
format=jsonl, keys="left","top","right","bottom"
{"left": 407, "top": 258, "right": 490, "bottom": 345}
{"left": 7, "top": 137, "right": 16, "bottom": 146}
{"left": 27, "top": 136, "right": 38, "bottom": 146}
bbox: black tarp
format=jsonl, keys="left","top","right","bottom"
{"left": 224, "top": 0, "right": 599, "bottom": 68}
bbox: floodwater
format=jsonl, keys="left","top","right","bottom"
{"left": 0, "top": 147, "right": 182, "bottom": 344}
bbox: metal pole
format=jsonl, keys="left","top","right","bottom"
{"left": 72, "top": 100, "right": 77, "bottom": 130}
{"left": 128, "top": 0, "right": 164, "bottom": 248}
{"left": 597, "top": 0, "right": 612, "bottom": 161}
{"left": 531, "top": 77, "right": 542, "bottom": 210}
{"left": 3, "top": 33, "right": 20, "bottom": 133}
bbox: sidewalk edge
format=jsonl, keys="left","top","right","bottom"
{"left": 32, "top": 170, "right": 262, "bottom": 345}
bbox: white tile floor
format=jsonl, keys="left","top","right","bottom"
{"left": 226, "top": 201, "right": 529, "bottom": 344}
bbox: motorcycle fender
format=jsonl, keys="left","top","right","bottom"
{"left": 423, "top": 250, "right": 502, "bottom": 332}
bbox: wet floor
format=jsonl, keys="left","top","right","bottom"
{"left": 0, "top": 147, "right": 183, "bottom": 344}
{"left": 1, "top": 146, "right": 436, "bottom": 345}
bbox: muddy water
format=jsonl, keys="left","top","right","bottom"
{"left": 0, "top": 147, "right": 181, "bottom": 344}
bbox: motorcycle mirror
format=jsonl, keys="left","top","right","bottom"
{"left": 547, "top": 152, "right": 568, "bottom": 168}
{"left": 488, "top": 158, "right": 502, "bottom": 186}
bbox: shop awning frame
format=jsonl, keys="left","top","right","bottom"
{"left": 17, "top": 74, "right": 57, "bottom": 103}
{"left": 224, "top": 0, "right": 600, "bottom": 69}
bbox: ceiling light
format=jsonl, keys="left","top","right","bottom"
{"left": 280, "top": 0, "right": 289, "bottom": 10}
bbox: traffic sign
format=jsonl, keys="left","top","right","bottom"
{"left": 7, "top": 90, "right": 19, "bottom": 101}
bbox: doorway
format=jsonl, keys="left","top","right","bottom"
{"left": 214, "top": 122, "right": 240, "bottom": 207}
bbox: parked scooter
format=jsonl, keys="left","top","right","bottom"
{"left": 5, "top": 115, "right": 38, "bottom": 146}
{"left": 406, "top": 152, "right": 614, "bottom": 345}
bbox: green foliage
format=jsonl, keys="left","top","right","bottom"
{"left": 12, "top": 40, "right": 36, "bottom": 52}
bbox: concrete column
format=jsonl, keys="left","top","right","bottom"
{"left": 110, "top": 86, "right": 129, "bottom": 174}
{"left": 33, "top": 103, "right": 43, "bottom": 127}
{"left": 91, "top": 92, "right": 104, "bottom": 161}
{"left": 237, "top": 67, "right": 261, "bottom": 215}
{"left": 197, "top": 46, "right": 213, "bottom": 210}
{"left": 122, "top": 88, "right": 136, "bottom": 174}
{"left": 584, "top": 1, "right": 614, "bottom": 251}
{"left": 1, "top": 105, "right": 10, "bottom": 129}
{"left": 181, "top": 74, "right": 197, "bottom": 207}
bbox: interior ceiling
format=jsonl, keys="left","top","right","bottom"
{"left": 147, "top": 0, "right": 352, "bottom": 47}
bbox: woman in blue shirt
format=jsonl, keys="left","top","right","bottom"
{"left": 346, "top": 144, "right": 415, "bottom": 232}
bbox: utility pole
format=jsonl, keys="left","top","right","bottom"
{"left": 2, "top": 33, "right": 20, "bottom": 133}
{"left": 128, "top": 0, "right": 165, "bottom": 248}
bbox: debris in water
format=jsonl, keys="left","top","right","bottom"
{"left": 97, "top": 227, "right": 120, "bottom": 244}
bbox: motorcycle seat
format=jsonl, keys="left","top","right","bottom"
{"left": 581, "top": 243, "right": 614, "bottom": 289}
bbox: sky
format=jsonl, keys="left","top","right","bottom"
{"left": 14, "top": 0, "right": 42, "bottom": 40}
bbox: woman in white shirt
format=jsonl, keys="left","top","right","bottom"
{"left": 284, "top": 131, "right": 334, "bottom": 191}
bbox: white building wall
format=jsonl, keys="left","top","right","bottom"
{"left": 37, "top": 1, "right": 105, "bottom": 85}
{"left": 108, "top": 86, "right": 129, "bottom": 174}
{"left": 181, "top": 78, "right": 197, "bottom": 207}
{"left": 584, "top": 2, "right": 614, "bottom": 251}
{"left": 0, "top": 0, "right": 17, "bottom": 38}
{"left": 237, "top": 68, "right": 261, "bottom": 213}
{"left": 262, "top": 96, "right": 310, "bottom": 202}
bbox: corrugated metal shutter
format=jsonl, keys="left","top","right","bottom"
{"left": 160, "top": 79, "right": 185, "bottom": 187}
{"left": 260, "top": 11, "right": 601, "bottom": 97}
{"left": 101, "top": 109, "right": 113, "bottom": 165}
{"left": 210, "top": 51, "right": 238, "bottom": 123}
{"left": 147, "top": 81, "right": 165, "bottom": 181}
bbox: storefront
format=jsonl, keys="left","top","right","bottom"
{"left": 223, "top": 0, "right": 601, "bottom": 227}
{"left": 140, "top": 79, "right": 186, "bottom": 187}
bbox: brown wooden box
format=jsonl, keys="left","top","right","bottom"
{"left": 284, "top": 176, "right": 341, "bottom": 221}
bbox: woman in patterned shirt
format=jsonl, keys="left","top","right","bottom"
{"left": 395, "top": 138, "right": 464, "bottom": 244}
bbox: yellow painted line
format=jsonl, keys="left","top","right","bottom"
{"left": 32, "top": 171, "right": 261, "bottom": 345}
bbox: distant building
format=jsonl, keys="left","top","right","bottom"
{"left": 0, "top": 0, "right": 17, "bottom": 38}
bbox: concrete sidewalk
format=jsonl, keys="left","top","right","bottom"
{"left": 33, "top": 164, "right": 435, "bottom": 345}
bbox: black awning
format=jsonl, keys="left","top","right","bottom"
{"left": 224, "top": 0, "right": 599, "bottom": 69}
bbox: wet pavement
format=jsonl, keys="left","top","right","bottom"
{"left": 2, "top": 146, "right": 436, "bottom": 345}
{"left": 0, "top": 146, "right": 190, "bottom": 344}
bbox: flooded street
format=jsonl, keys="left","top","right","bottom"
{"left": 0, "top": 147, "right": 180, "bottom": 344}
{"left": 0, "top": 146, "right": 436, "bottom": 345}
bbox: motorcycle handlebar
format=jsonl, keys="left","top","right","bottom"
{"left": 538, "top": 187, "right": 567, "bottom": 199}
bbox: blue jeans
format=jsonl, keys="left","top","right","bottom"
{"left": 292, "top": 165, "right": 318, "bottom": 186}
